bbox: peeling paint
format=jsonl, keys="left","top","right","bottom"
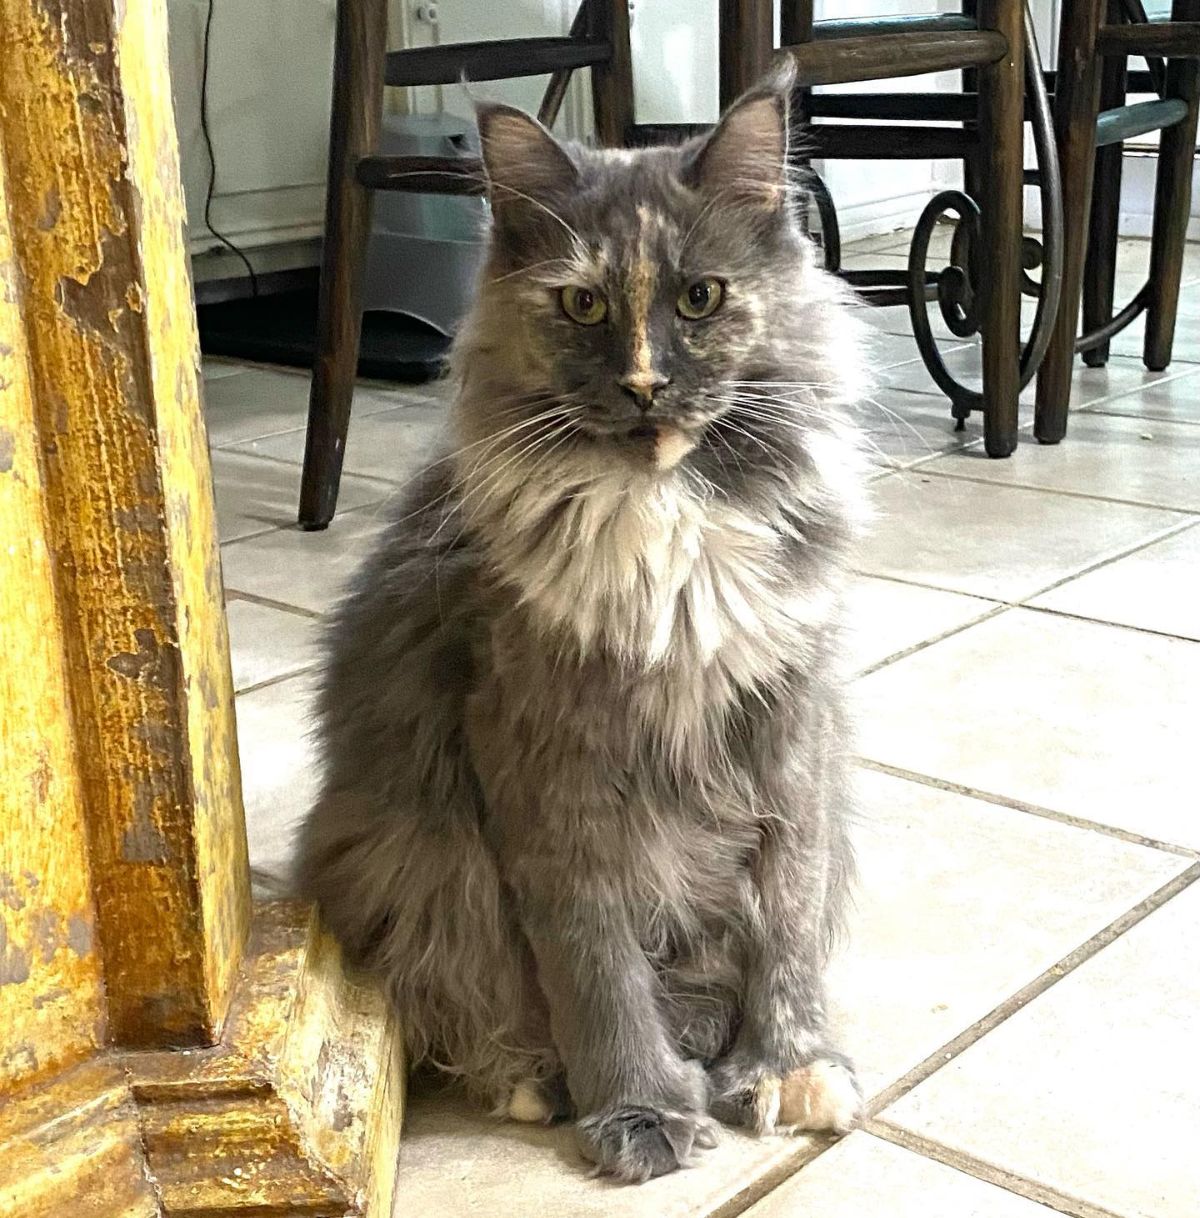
{"left": 67, "top": 912, "right": 94, "bottom": 956}
{"left": 0, "top": 425, "right": 14, "bottom": 473}
{"left": 0, "top": 919, "right": 32, "bottom": 985}
{"left": 121, "top": 779, "right": 171, "bottom": 863}
{"left": 36, "top": 183, "right": 61, "bottom": 230}
{"left": 0, "top": 874, "right": 27, "bottom": 912}
{"left": 106, "top": 625, "right": 160, "bottom": 680}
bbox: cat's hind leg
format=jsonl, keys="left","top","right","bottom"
{"left": 297, "top": 788, "right": 561, "bottom": 1115}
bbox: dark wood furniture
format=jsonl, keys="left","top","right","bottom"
{"left": 1035, "top": 0, "right": 1200, "bottom": 444}
{"left": 720, "top": 3, "right": 1048, "bottom": 460}
{"left": 299, "top": 0, "right": 634, "bottom": 529}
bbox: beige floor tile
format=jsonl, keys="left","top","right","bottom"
{"left": 861, "top": 473, "right": 1185, "bottom": 601}
{"left": 927, "top": 412, "right": 1200, "bottom": 512}
{"left": 395, "top": 1082, "right": 817, "bottom": 1218}
{"left": 1029, "top": 524, "right": 1200, "bottom": 642}
{"left": 202, "top": 364, "right": 424, "bottom": 448}
{"left": 742, "top": 1132, "right": 1062, "bottom": 1217}
{"left": 883, "top": 878, "right": 1200, "bottom": 1218}
{"left": 829, "top": 770, "right": 1183, "bottom": 1098}
{"left": 235, "top": 673, "right": 318, "bottom": 885}
{"left": 229, "top": 399, "right": 445, "bottom": 485}
{"left": 1085, "top": 363, "right": 1200, "bottom": 425}
{"left": 851, "top": 389, "right": 971, "bottom": 469}
{"left": 220, "top": 507, "right": 390, "bottom": 614}
{"left": 856, "top": 608, "right": 1200, "bottom": 848}
{"left": 846, "top": 576, "right": 996, "bottom": 672}
{"left": 211, "top": 449, "right": 393, "bottom": 543}
{"left": 225, "top": 598, "right": 318, "bottom": 692}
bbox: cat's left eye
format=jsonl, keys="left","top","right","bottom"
{"left": 560, "top": 286, "right": 608, "bottom": 325}
{"left": 677, "top": 277, "right": 725, "bottom": 320}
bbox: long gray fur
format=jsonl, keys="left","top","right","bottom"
{"left": 297, "top": 73, "right": 871, "bottom": 1183}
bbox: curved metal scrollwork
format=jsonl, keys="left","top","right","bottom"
{"left": 904, "top": 3, "right": 1064, "bottom": 424}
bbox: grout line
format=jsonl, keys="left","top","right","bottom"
{"left": 1018, "top": 599, "right": 1200, "bottom": 645}
{"left": 214, "top": 443, "right": 405, "bottom": 488}
{"left": 857, "top": 759, "right": 1200, "bottom": 859}
{"left": 863, "top": 1123, "right": 1127, "bottom": 1218}
{"left": 853, "top": 603, "right": 1011, "bottom": 679}
{"left": 863, "top": 860, "right": 1200, "bottom": 1115}
{"left": 1080, "top": 403, "right": 1200, "bottom": 427}
{"left": 224, "top": 589, "right": 324, "bottom": 619}
{"left": 235, "top": 666, "right": 317, "bottom": 698}
{"left": 855, "top": 513, "right": 1197, "bottom": 642}
{"left": 1007, "top": 517, "right": 1200, "bottom": 605}
{"left": 898, "top": 464, "right": 1200, "bottom": 516}
{"left": 711, "top": 1137, "right": 838, "bottom": 1218}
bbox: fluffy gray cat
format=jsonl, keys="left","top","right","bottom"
{"left": 297, "top": 75, "right": 870, "bottom": 1183}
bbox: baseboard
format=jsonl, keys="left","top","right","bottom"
{"left": 825, "top": 189, "right": 938, "bottom": 245}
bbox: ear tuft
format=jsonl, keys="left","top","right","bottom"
{"left": 477, "top": 103, "right": 578, "bottom": 212}
{"left": 686, "top": 68, "right": 793, "bottom": 209}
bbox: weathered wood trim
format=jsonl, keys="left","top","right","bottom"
{"left": 0, "top": 904, "right": 404, "bottom": 1217}
{"left": 0, "top": 126, "right": 107, "bottom": 1095}
{"left": 0, "top": 0, "right": 250, "bottom": 1045}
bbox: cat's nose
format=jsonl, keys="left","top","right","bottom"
{"left": 618, "top": 371, "right": 671, "bottom": 411}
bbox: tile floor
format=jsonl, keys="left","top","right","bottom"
{"left": 207, "top": 231, "right": 1200, "bottom": 1218}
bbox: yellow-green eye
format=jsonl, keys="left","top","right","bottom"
{"left": 677, "top": 277, "right": 724, "bottom": 320}
{"left": 560, "top": 285, "right": 607, "bottom": 325}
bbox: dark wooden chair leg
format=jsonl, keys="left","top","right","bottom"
{"left": 1144, "top": 0, "right": 1200, "bottom": 372}
{"left": 719, "top": 0, "right": 773, "bottom": 109}
{"left": 1034, "top": 0, "right": 1104, "bottom": 445}
{"left": 589, "top": 0, "right": 636, "bottom": 145}
{"left": 977, "top": 1, "right": 1024, "bottom": 458}
{"left": 299, "top": 0, "right": 387, "bottom": 530}
{"left": 1082, "top": 21, "right": 1125, "bottom": 369}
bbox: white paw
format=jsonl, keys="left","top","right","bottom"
{"left": 506, "top": 1080, "right": 554, "bottom": 1124}
{"left": 777, "top": 1058, "right": 862, "bottom": 1133}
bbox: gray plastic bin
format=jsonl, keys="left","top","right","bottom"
{"left": 362, "top": 113, "right": 487, "bottom": 336}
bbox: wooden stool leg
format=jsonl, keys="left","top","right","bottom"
{"left": 1082, "top": 28, "right": 1126, "bottom": 369}
{"left": 1144, "top": 0, "right": 1200, "bottom": 372}
{"left": 977, "top": 1, "right": 1024, "bottom": 458}
{"left": 299, "top": 0, "right": 387, "bottom": 530}
{"left": 1035, "top": 0, "right": 1104, "bottom": 445}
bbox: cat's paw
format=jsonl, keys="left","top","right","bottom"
{"left": 576, "top": 1105, "right": 719, "bottom": 1183}
{"left": 710, "top": 1054, "right": 862, "bottom": 1136}
{"left": 503, "top": 1075, "right": 572, "bottom": 1124}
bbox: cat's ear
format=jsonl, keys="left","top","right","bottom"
{"left": 685, "top": 66, "right": 794, "bottom": 209}
{"left": 477, "top": 103, "right": 578, "bottom": 215}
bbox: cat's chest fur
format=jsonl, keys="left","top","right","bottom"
{"left": 476, "top": 467, "right": 837, "bottom": 763}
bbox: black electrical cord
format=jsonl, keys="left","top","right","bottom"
{"left": 199, "top": 0, "right": 260, "bottom": 296}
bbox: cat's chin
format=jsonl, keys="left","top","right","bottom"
{"left": 599, "top": 422, "right": 698, "bottom": 473}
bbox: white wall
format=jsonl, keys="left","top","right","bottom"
{"left": 168, "top": 0, "right": 340, "bottom": 280}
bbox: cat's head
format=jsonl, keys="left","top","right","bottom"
{"left": 456, "top": 74, "right": 861, "bottom": 482}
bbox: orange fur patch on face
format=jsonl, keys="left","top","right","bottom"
{"left": 628, "top": 206, "right": 657, "bottom": 379}
{"left": 655, "top": 425, "right": 696, "bottom": 471}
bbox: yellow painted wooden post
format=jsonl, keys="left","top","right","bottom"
{"left": 0, "top": 0, "right": 402, "bottom": 1210}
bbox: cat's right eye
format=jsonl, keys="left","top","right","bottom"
{"left": 560, "top": 286, "right": 608, "bottom": 325}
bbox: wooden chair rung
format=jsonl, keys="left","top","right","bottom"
{"left": 780, "top": 31, "right": 1008, "bottom": 88}
{"left": 1096, "top": 97, "right": 1191, "bottom": 145}
{"left": 1096, "top": 21, "right": 1200, "bottom": 58}
{"left": 811, "top": 15, "right": 976, "bottom": 40}
{"left": 384, "top": 36, "right": 610, "bottom": 87}
{"left": 356, "top": 154, "right": 484, "bottom": 193}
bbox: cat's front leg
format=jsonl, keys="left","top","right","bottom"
{"left": 709, "top": 822, "right": 862, "bottom": 1137}
{"left": 514, "top": 882, "right": 717, "bottom": 1182}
